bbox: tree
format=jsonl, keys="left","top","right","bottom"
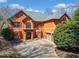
{"left": 53, "top": 20, "right": 79, "bottom": 50}
{"left": 1, "top": 28, "right": 14, "bottom": 41}
{"left": 73, "top": 8, "right": 79, "bottom": 21}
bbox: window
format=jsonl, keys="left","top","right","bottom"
{"left": 22, "top": 19, "right": 27, "bottom": 23}
{"left": 26, "top": 22, "right": 31, "bottom": 28}
{"left": 13, "top": 22, "right": 21, "bottom": 28}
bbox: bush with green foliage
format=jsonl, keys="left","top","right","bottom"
{"left": 73, "top": 8, "right": 79, "bottom": 21}
{"left": 0, "top": 29, "right": 2, "bottom": 36}
{"left": 1, "top": 28, "right": 14, "bottom": 41}
{"left": 53, "top": 20, "right": 79, "bottom": 49}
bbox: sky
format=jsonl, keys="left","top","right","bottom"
{"left": 0, "top": 0, "right": 77, "bottom": 12}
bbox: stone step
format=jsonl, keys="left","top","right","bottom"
{"left": 12, "top": 40, "right": 57, "bottom": 58}
{"left": 17, "top": 48, "right": 28, "bottom": 54}
{"left": 17, "top": 45, "right": 54, "bottom": 57}
{"left": 13, "top": 43, "right": 27, "bottom": 51}
{"left": 31, "top": 53, "right": 57, "bottom": 58}
{"left": 15, "top": 46, "right": 42, "bottom": 57}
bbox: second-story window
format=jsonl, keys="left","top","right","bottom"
{"left": 22, "top": 19, "right": 27, "bottom": 23}
{"left": 26, "top": 22, "right": 31, "bottom": 28}
{"left": 13, "top": 22, "right": 21, "bottom": 28}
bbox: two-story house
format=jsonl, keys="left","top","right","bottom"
{"left": 7, "top": 10, "right": 70, "bottom": 41}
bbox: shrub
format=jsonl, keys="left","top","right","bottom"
{"left": 73, "top": 8, "right": 79, "bottom": 21}
{"left": 1, "top": 28, "right": 14, "bottom": 41}
{"left": 0, "top": 29, "right": 2, "bottom": 36}
{"left": 53, "top": 20, "right": 79, "bottom": 50}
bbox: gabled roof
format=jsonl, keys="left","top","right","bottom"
{"left": 23, "top": 11, "right": 65, "bottom": 21}
{"left": 0, "top": 8, "right": 71, "bottom": 22}
{"left": 24, "top": 11, "right": 49, "bottom": 21}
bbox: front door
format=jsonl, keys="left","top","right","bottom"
{"left": 26, "top": 31, "right": 31, "bottom": 39}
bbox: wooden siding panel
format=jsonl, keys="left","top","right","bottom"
{"left": 41, "top": 21, "right": 56, "bottom": 37}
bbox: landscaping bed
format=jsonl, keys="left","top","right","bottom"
{"left": 55, "top": 48, "right": 79, "bottom": 58}
{"left": 0, "top": 38, "right": 18, "bottom": 58}
{"left": 0, "top": 49, "right": 17, "bottom": 58}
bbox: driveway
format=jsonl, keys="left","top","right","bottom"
{"left": 13, "top": 39, "right": 58, "bottom": 58}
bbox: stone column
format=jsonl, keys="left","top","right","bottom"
{"left": 31, "top": 32, "right": 33, "bottom": 40}
{"left": 23, "top": 32, "right": 26, "bottom": 41}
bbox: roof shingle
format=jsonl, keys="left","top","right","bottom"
{"left": 0, "top": 8, "right": 71, "bottom": 21}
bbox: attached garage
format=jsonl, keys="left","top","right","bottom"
{"left": 45, "top": 32, "right": 53, "bottom": 41}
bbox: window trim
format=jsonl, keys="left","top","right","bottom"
{"left": 22, "top": 19, "right": 27, "bottom": 23}
{"left": 26, "top": 22, "right": 31, "bottom": 29}
{"left": 13, "top": 22, "right": 21, "bottom": 28}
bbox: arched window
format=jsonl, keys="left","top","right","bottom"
{"left": 26, "top": 22, "right": 31, "bottom": 28}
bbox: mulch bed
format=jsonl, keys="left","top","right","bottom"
{"left": 55, "top": 48, "right": 79, "bottom": 58}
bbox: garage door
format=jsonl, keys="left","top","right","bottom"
{"left": 46, "top": 33, "right": 52, "bottom": 41}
